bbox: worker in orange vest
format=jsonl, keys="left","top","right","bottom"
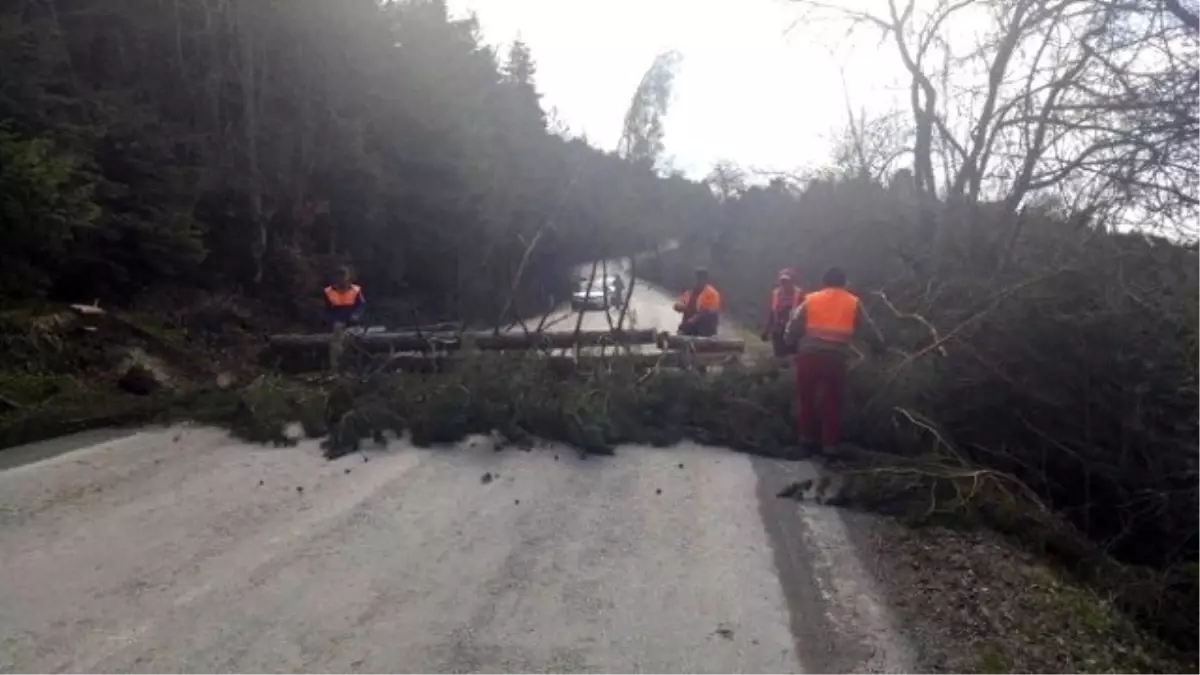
{"left": 324, "top": 266, "right": 365, "bottom": 371}
{"left": 673, "top": 267, "right": 721, "bottom": 337}
{"left": 783, "top": 267, "right": 885, "bottom": 456}
{"left": 760, "top": 267, "right": 805, "bottom": 358}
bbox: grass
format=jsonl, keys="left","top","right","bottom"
{"left": 976, "top": 645, "right": 1008, "bottom": 674}
{"left": 0, "top": 372, "right": 81, "bottom": 406}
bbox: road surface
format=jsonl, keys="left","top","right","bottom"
{"left": 515, "top": 259, "right": 741, "bottom": 343}
{"left": 0, "top": 280, "right": 912, "bottom": 674}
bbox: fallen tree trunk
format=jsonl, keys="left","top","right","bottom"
{"left": 475, "top": 329, "right": 657, "bottom": 350}
{"left": 268, "top": 332, "right": 461, "bottom": 353}
{"left": 405, "top": 321, "right": 462, "bottom": 333}
{"left": 268, "top": 329, "right": 659, "bottom": 353}
{"left": 334, "top": 350, "right": 738, "bottom": 374}
{"left": 656, "top": 334, "right": 745, "bottom": 353}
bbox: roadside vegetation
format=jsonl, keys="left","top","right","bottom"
{"left": 647, "top": 0, "right": 1199, "bottom": 664}
{"left": 0, "top": 0, "right": 1195, "bottom": 671}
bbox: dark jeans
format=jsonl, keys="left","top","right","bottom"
{"left": 770, "top": 329, "right": 792, "bottom": 358}
{"left": 326, "top": 309, "right": 362, "bottom": 327}
{"left": 795, "top": 351, "right": 847, "bottom": 448}
{"left": 679, "top": 313, "right": 718, "bottom": 337}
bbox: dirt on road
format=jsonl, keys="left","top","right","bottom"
{"left": 0, "top": 427, "right": 911, "bottom": 673}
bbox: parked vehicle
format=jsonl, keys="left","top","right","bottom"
{"left": 571, "top": 275, "right": 624, "bottom": 311}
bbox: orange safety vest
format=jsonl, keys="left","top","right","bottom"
{"left": 324, "top": 284, "right": 362, "bottom": 307}
{"left": 804, "top": 287, "right": 858, "bottom": 343}
{"left": 675, "top": 284, "right": 721, "bottom": 315}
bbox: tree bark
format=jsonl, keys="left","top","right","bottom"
{"left": 236, "top": 0, "right": 265, "bottom": 287}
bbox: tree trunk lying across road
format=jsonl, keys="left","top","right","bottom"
{"left": 333, "top": 350, "right": 741, "bottom": 373}
{"left": 656, "top": 334, "right": 746, "bottom": 353}
{"left": 267, "top": 329, "right": 660, "bottom": 353}
{"left": 268, "top": 332, "right": 461, "bottom": 353}
{"left": 474, "top": 329, "right": 658, "bottom": 350}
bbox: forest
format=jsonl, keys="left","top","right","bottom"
{"left": 0, "top": 0, "right": 1197, "bottom": 660}
{"left": 0, "top": 0, "right": 714, "bottom": 325}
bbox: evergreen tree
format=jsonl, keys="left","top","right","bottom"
{"left": 0, "top": 0, "right": 715, "bottom": 318}
{"left": 502, "top": 38, "right": 545, "bottom": 129}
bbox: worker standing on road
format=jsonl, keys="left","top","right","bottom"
{"left": 324, "top": 266, "right": 365, "bottom": 371}
{"left": 784, "top": 267, "right": 885, "bottom": 457}
{"left": 761, "top": 268, "right": 805, "bottom": 358}
{"left": 673, "top": 267, "right": 721, "bottom": 337}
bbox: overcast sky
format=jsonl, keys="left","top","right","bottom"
{"left": 447, "top": 0, "right": 915, "bottom": 180}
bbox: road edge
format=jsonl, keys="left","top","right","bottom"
{"left": 753, "top": 456, "right": 915, "bottom": 673}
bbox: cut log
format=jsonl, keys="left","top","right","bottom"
{"left": 396, "top": 321, "right": 461, "bottom": 334}
{"left": 553, "top": 352, "right": 674, "bottom": 369}
{"left": 267, "top": 329, "right": 658, "bottom": 353}
{"left": 267, "top": 332, "right": 461, "bottom": 353}
{"left": 474, "top": 329, "right": 657, "bottom": 350}
{"left": 561, "top": 351, "right": 739, "bottom": 369}
{"left": 369, "top": 350, "right": 738, "bottom": 373}
{"left": 68, "top": 302, "right": 106, "bottom": 316}
{"left": 658, "top": 334, "right": 745, "bottom": 353}
{"left": 67, "top": 302, "right": 106, "bottom": 332}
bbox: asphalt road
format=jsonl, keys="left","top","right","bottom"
{"left": 519, "top": 260, "right": 741, "bottom": 342}
{"left": 0, "top": 280, "right": 912, "bottom": 674}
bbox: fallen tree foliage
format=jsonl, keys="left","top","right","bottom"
{"left": 199, "top": 356, "right": 795, "bottom": 459}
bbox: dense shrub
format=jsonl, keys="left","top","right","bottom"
{"left": 644, "top": 178, "right": 1198, "bottom": 644}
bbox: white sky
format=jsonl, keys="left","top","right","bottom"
{"left": 447, "top": 0, "right": 914, "bottom": 179}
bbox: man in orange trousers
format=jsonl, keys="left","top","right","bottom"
{"left": 783, "top": 267, "right": 885, "bottom": 456}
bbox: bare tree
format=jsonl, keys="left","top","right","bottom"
{"left": 792, "top": 0, "right": 1198, "bottom": 233}
{"left": 617, "top": 50, "right": 683, "bottom": 170}
{"left": 704, "top": 161, "right": 748, "bottom": 201}
{"left": 831, "top": 106, "right": 913, "bottom": 182}
{"left": 1059, "top": 0, "right": 1199, "bottom": 228}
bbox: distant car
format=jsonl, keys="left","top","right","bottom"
{"left": 571, "top": 275, "right": 624, "bottom": 311}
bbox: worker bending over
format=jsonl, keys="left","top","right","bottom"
{"left": 784, "top": 266, "right": 884, "bottom": 456}
{"left": 673, "top": 267, "right": 721, "bottom": 337}
{"left": 761, "top": 267, "right": 805, "bottom": 358}
{"left": 324, "top": 267, "right": 365, "bottom": 371}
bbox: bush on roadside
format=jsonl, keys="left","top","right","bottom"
{"left": 642, "top": 176, "right": 1199, "bottom": 650}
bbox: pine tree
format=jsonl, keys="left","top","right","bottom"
{"left": 0, "top": 0, "right": 717, "bottom": 314}
{"left": 502, "top": 38, "right": 545, "bottom": 129}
